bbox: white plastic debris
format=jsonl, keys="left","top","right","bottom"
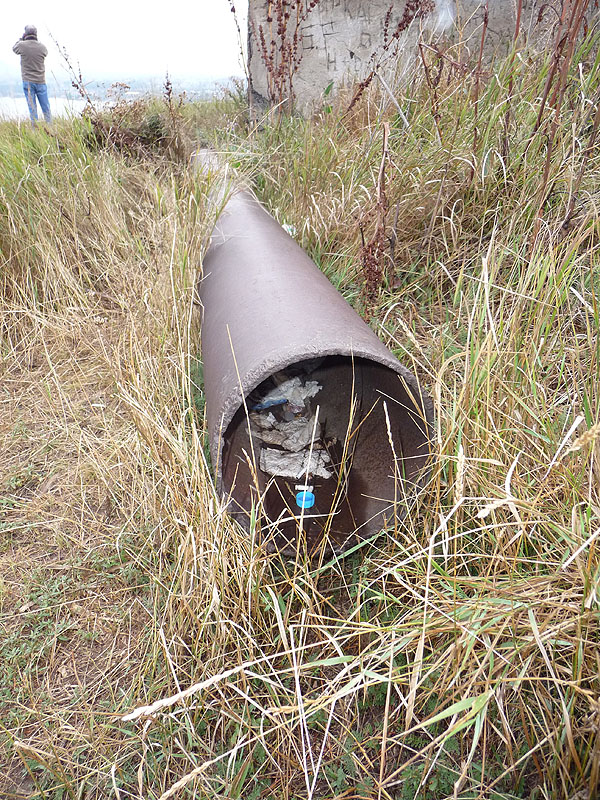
{"left": 250, "top": 374, "right": 331, "bottom": 482}
{"left": 252, "top": 412, "right": 277, "bottom": 429}
{"left": 259, "top": 448, "right": 332, "bottom": 480}
{"left": 251, "top": 414, "right": 319, "bottom": 452}
{"left": 257, "top": 377, "right": 321, "bottom": 410}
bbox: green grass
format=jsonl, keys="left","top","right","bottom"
{"left": 1, "top": 31, "right": 600, "bottom": 800}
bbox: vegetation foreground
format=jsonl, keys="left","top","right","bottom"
{"left": 1, "top": 33, "right": 600, "bottom": 800}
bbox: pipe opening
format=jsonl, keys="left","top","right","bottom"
{"left": 221, "top": 355, "right": 430, "bottom": 554}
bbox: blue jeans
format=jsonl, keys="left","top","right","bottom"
{"left": 22, "top": 81, "right": 52, "bottom": 123}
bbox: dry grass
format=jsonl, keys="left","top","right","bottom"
{"left": 0, "top": 119, "right": 213, "bottom": 797}
{"left": 1, "top": 27, "right": 600, "bottom": 800}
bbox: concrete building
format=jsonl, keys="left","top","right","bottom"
{"left": 248, "top": 0, "right": 558, "bottom": 112}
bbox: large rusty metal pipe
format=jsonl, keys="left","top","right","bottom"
{"left": 199, "top": 187, "right": 433, "bottom": 553}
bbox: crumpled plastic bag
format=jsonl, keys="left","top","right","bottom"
{"left": 259, "top": 447, "right": 332, "bottom": 480}
{"left": 254, "top": 377, "right": 321, "bottom": 412}
{"left": 251, "top": 413, "right": 319, "bottom": 452}
{"left": 251, "top": 375, "right": 330, "bottom": 480}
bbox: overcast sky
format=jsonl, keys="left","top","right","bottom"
{"left": 1, "top": 0, "right": 248, "bottom": 85}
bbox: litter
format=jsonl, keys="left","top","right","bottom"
{"left": 296, "top": 490, "right": 315, "bottom": 509}
{"left": 249, "top": 372, "right": 332, "bottom": 484}
{"left": 251, "top": 413, "right": 320, "bottom": 452}
{"left": 259, "top": 448, "right": 332, "bottom": 480}
{"left": 252, "top": 397, "right": 287, "bottom": 411}
{"left": 252, "top": 377, "right": 321, "bottom": 409}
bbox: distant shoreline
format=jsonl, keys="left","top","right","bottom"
{"left": 0, "top": 78, "right": 237, "bottom": 120}
{"left": 0, "top": 96, "right": 88, "bottom": 120}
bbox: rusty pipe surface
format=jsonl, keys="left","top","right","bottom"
{"left": 199, "top": 186, "right": 433, "bottom": 552}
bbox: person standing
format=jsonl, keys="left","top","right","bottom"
{"left": 13, "top": 25, "right": 52, "bottom": 124}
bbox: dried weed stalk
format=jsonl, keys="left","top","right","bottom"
{"left": 347, "top": 0, "right": 434, "bottom": 112}
{"left": 359, "top": 122, "right": 390, "bottom": 309}
{"left": 249, "top": 0, "right": 321, "bottom": 112}
{"left": 531, "top": 0, "right": 593, "bottom": 239}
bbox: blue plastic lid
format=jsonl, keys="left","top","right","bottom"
{"left": 295, "top": 491, "right": 315, "bottom": 509}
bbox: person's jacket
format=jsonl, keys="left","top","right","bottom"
{"left": 13, "top": 38, "right": 48, "bottom": 83}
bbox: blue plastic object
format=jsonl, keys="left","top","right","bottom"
{"left": 252, "top": 397, "right": 287, "bottom": 411}
{"left": 296, "top": 490, "right": 315, "bottom": 509}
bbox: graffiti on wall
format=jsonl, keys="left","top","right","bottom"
{"left": 248, "top": 1, "right": 558, "bottom": 112}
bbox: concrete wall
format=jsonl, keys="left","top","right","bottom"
{"left": 248, "top": 1, "right": 556, "bottom": 112}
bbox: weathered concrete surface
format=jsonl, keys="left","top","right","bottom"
{"left": 248, "top": 0, "right": 562, "bottom": 112}
{"left": 458, "top": 0, "right": 555, "bottom": 52}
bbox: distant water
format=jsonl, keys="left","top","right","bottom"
{"left": 0, "top": 95, "right": 88, "bottom": 120}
